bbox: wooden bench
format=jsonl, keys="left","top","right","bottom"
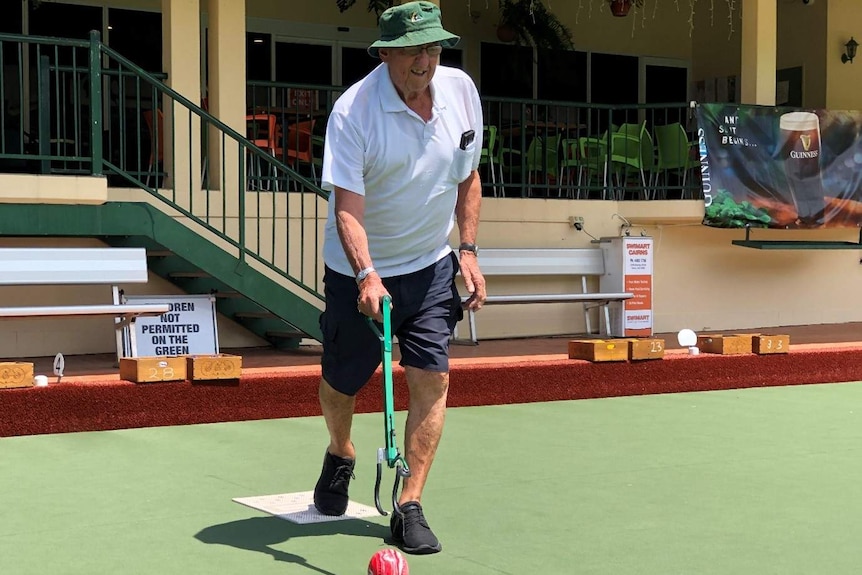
{"left": 457, "top": 248, "right": 634, "bottom": 344}
{"left": 0, "top": 247, "right": 170, "bottom": 358}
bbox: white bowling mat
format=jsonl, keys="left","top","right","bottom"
{"left": 233, "top": 491, "right": 380, "bottom": 524}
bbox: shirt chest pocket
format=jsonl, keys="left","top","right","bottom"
{"left": 449, "top": 141, "right": 475, "bottom": 183}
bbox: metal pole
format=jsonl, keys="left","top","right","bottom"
{"left": 89, "top": 30, "right": 103, "bottom": 176}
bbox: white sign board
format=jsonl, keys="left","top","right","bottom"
{"left": 123, "top": 294, "right": 219, "bottom": 357}
{"left": 600, "top": 236, "right": 654, "bottom": 337}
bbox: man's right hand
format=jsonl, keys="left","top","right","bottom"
{"left": 356, "top": 273, "right": 391, "bottom": 322}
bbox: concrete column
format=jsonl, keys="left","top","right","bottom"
{"left": 162, "top": 0, "right": 202, "bottom": 191}
{"left": 207, "top": 0, "right": 246, "bottom": 192}
{"left": 739, "top": 0, "right": 777, "bottom": 106}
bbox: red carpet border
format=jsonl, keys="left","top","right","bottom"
{"left": 2, "top": 348, "right": 861, "bottom": 437}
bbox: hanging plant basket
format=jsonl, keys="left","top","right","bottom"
{"left": 609, "top": 0, "right": 633, "bottom": 17}
{"left": 496, "top": 24, "right": 518, "bottom": 43}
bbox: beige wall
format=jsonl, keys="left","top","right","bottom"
{"left": 777, "top": 0, "right": 827, "bottom": 108}
{"left": 691, "top": 0, "right": 829, "bottom": 109}
{"left": 825, "top": 2, "right": 862, "bottom": 110}
{"left": 460, "top": 198, "right": 862, "bottom": 340}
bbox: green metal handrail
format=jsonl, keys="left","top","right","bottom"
{"left": 0, "top": 31, "right": 327, "bottom": 305}
{"left": 96, "top": 34, "right": 327, "bottom": 302}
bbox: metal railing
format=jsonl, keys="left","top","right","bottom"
{"left": 480, "top": 97, "right": 701, "bottom": 200}
{"left": 0, "top": 34, "right": 702, "bottom": 203}
{"left": 244, "top": 83, "right": 702, "bottom": 201}
{"left": 0, "top": 31, "right": 327, "bottom": 302}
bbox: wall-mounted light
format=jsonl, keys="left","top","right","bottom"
{"left": 842, "top": 37, "right": 859, "bottom": 64}
{"left": 470, "top": 10, "right": 481, "bottom": 24}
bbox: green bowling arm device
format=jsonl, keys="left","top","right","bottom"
{"left": 365, "top": 294, "right": 410, "bottom": 516}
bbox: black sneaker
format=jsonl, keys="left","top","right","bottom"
{"left": 312, "top": 451, "right": 355, "bottom": 516}
{"left": 390, "top": 501, "right": 442, "bottom": 555}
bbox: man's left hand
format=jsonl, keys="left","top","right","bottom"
{"left": 459, "top": 253, "right": 486, "bottom": 311}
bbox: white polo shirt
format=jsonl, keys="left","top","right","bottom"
{"left": 320, "top": 62, "right": 483, "bottom": 278}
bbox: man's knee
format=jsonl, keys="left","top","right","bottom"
{"left": 404, "top": 367, "right": 449, "bottom": 400}
{"left": 320, "top": 377, "right": 358, "bottom": 403}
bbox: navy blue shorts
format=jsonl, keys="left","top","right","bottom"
{"left": 319, "top": 252, "right": 463, "bottom": 396}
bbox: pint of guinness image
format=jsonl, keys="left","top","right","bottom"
{"left": 779, "top": 111, "right": 825, "bottom": 227}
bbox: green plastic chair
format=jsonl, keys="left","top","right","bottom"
{"left": 617, "top": 121, "right": 645, "bottom": 138}
{"left": 524, "top": 134, "right": 561, "bottom": 197}
{"left": 558, "top": 138, "right": 580, "bottom": 198}
{"left": 639, "top": 127, "right": 658, "bottom": 199}
{"left": 608, "top": 125, "right": 655, "bottom": 200}
{"left": 576, "top": 136, "right": 609, "bottom": 199}
{"left": 311, "top": 134, "right": 325, "bottom": 184}
{"left": 479, "top": 125, "right": 504, "bottom": 197}
{"left": 653, "top": 123, "right": 699, "bottom": 198}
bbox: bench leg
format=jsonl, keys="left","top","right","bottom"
{"left": 113, "top": 286, "right": 125, "bottom": 364}
{"left": 127, "top": 318, "right": 140, "bottom": 358}
{"left": 603, "top": 304, "right": 612, "bottom": 337}
{"left": 451, "top": 306, "right": 479, "bottom": 345}
{"left": 468, "top": 309, "right": 478, "bottom": 344}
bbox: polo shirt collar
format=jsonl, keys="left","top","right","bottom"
{"left": 379, "top": 63, "right": 447, "bottom": 115}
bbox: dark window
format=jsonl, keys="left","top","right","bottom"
{"left": 275, "top": 42, "right": 332, "bottom": 84}
{"left": 108, "top": 9, "right": 162, "bottom": 73}
{"left": 538, "top": 49, "right": 586, "bottom": 102}
{"left": 590, "top": 53, "right": 638, "bottom": 105}
{"left": 1, "top": 0, "right": 23, "bottom": 67}
{"left": 247, "top": 33, "right": 272, "bottom": 81}
{"left": 645, "top": 65, "right": 688, "bottom": 104}
{"left": 246, "top": 33, "right": 272, "bottom": 110}
{"left": 342, "top": 46, "right": 378, "bottom": 87}
{"left": 644, "top": 64, "right": 689, "bottom": 125}
{"left": 28, "top": 2, "right": 102, "bottom": 40}
{"left": 0, "top": 0, "right": 22, "bottom": 33}
{"left": 480, "top": 42, "right": 532, "bottom": 98}
{"left": 440, "top": 49, "right": 462, "bottom": 69}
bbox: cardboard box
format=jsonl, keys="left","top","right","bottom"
{"left": 568, "top": 339, "right": 628, "bottom": 362}
{"left": 119, "top": 356, "right": 187, "bottom": 383}
{"left": 697, "top": 334, "right": 752, "bottom": 355}
{"left": 0, "top": 362, "right": 34, "bottom": 389}
{"left": 626, "top": 338, "right": 665, "bottom": 361}
{"left": 186, "top": 354, "right": 242, "bottom": 381}
{"left": 753, "top": 334, "right": 790, "bottom": 355}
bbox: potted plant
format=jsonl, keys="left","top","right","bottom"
{"left": 496, "top": 0, "right": 574, "bottom": 51}
{"left": 608, "top": 0, "right": 645, "bottom": 17}
{"left": 334, "top": 0, "right": 574, "bottom": 50}
{"left": 335, "top": 0, "right": 395, "bottom": 20}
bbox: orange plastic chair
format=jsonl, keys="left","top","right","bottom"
{"left": 277, "top": 119, "right": 317, "bottom": 182}
{"left": 245, "top": 114, "right": 279, "bottom": 189}
{"left": 246, "top": 114, "right": 278, "bottom": 154}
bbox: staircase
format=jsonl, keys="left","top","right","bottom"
{"left": 0, "top": 32, "right": 328, "bottom": 346}
{"left": 0, "top": 202, "right": 324, "bottom": 345}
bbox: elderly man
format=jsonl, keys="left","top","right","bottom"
{"left": 312, "top": 0, "right": 486, "bottom": 556}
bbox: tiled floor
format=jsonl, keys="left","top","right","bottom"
{"left": 23, "top": 322, "right": 862, "bottom": 380}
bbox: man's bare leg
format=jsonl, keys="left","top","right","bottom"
{"left": 398, "top": 366, "right": 449, "bottom": 505}
{"left": 319, "top": 378, "right": 357, "bottom": 459}
{"left": 314, "top": 378, "right": 360, "bottom": 516}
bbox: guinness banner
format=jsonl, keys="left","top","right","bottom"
{"left": 696, "top": 103, "right": 862, "bottom": 229}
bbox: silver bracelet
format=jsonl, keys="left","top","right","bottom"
{"left": 355, "top": 266, "right": 376, "bottom": 285}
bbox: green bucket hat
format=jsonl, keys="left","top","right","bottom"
{"left": 368, "top": 1, "right": 460, "bottom": 58}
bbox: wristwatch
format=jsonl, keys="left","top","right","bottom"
{"left": 355, "top": 266, "right": 376, "bottom": 285}
{"left": 458, "top": 242, "right": 479, "bottom": 256}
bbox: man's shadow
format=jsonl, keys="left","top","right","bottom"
{"left": 195, "top": 515, "right": 391, "bottom": 575}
